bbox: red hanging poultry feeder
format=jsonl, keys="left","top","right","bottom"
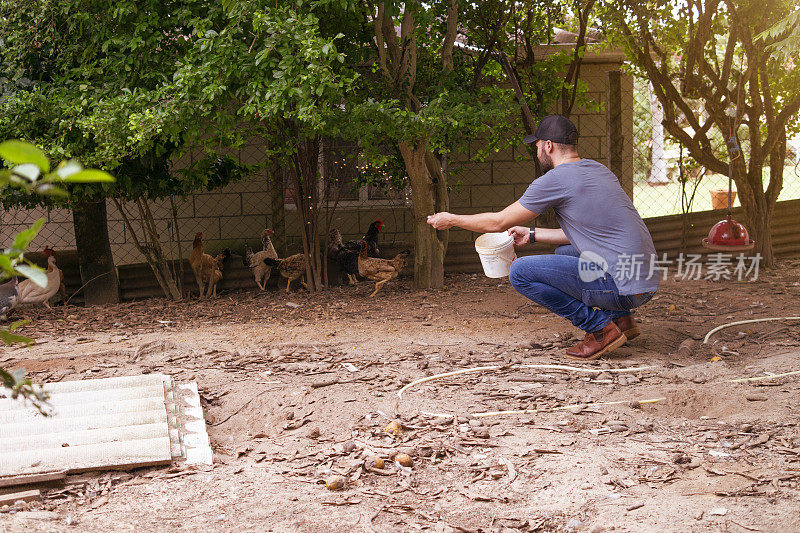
{"left": 702, "top": 214, "right": 755, "bottom": 252}
{"left": 701, "top": 113, "right": 755, "bottom": 253}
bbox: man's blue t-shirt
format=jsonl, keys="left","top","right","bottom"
{"left": 519, "top": 159, "right": 660, "bottom": 295}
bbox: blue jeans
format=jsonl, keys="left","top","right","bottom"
{"left": 508, "top": 245, "right": 655, "bottom": 333}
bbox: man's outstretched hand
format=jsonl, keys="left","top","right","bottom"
{"left": 508, "top": 226, "right": 531, "bottom": 246}
{"left": 427, "top": 212, "right": 456, "bottom": 230}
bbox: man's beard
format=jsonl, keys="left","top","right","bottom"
{"left": 538, "top": 152, "right": 554, "bottom": 173}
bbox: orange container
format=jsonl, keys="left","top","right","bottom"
{"left": 710, "top": 189, "right": 736, "bottom": 210}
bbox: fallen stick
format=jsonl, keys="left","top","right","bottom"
{"left": 0, "top": 489, "right": 40, "bottom": 505}
{"left": 728, "top": 370, "right": 800, "bottom": 383}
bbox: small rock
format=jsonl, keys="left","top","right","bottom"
{"left": 672, "top": 452, "right": 691, "bottom": 464}
{"left": 418, "top": 446, "right": 434, "bottom": 457}
{"left": 472, "top": 427, "right": 490, "bottom": 439}
{"left": 709, "top": 507, "right": 728, "bottom": 516}
{"left": 325, "top": 475, "right": 345, "bottom": 491}
{"left": 395, "top": 453, "right": 413, "bottom": 468}
{"left": 740, "top": 423, "right": 755, "bottom": 433}
{"left": 269, "top": 348, "right": 281, "bottom": 358}
{"left": 608, "top": 423, "right": 628, "bottom": 432}
{"left": 364, "top": 456, "right": 385, "bottom": 469}
{"left": 745, "top": 394, "right": 768, "bottom": 402}
{"left": 306, "top": 426, "right": 321, "bottom": 439}
{"left": 342, "top": 441, "right": 356, "bottom": 453}
{"left": 568, "top": 404, "right": 587, "bottom": 415}
{"left": 565, "top": 518, "right": 582, "bottom": 530}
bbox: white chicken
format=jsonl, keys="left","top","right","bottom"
{"left": 243, "top": 229, "right": 279, "bottom": 290}
{"left": 16, "top": 247, "right": 63, "bottom": 307}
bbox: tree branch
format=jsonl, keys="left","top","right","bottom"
{"left": 442, "top": 0, "right": 457, "bottom": 75}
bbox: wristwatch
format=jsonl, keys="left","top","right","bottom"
{"left": 529, "top": 227, "right": 536, "bottom": 243}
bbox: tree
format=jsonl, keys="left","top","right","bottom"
{"left": 169, "top": 1, "right": 362, "bottom": 292}
{"left": 609, "top": 0, "right": 800, "bottom": 266}
{"left": 360, "top": 1, "right": 601, "bottom": 274}
{"left": 0, "top": 1, "right": 250, "bottom": 299}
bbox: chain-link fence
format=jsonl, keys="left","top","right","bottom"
{"left": 629, "top": 76, "right": 800, "bottom": 219}
{"left": 0, "top": 138, "right": 418, "bottom": 299}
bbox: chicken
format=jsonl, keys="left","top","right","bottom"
{"left": 344, "top": 220, "right": 383, "bottom": 258}
{"left": 16, "top": 247, "right": 63, "bottom": 307}
{"left": 0, "top": 277, "right": 18, "bottom": 320}
{"left": 243, "top": 229, "right": 279, "bottom": 290}
{"left": 357, "top": 240, "right": 410, "bottom": 297}
{"left": 262, "top": 254, "right": 308, "bottom": 293}
{"left": 327, "top": 228, "right": 359, "bottom": 285}
{"left": 189, "top": 232, "right": 231, "bottom": 298}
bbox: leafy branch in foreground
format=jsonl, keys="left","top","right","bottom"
{"left": 1, "top": 140, "right": 114, "bottom": 412}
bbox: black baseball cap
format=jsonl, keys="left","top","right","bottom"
{"left": 523, "top": 115, "right": 579, "bottom": 145}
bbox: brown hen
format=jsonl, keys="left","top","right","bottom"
{"left": 357, "top": 241, "right": 410, "bottom": 297}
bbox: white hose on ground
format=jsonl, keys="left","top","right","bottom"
{"left": 396, "top": 363, "right": 657, "bottom": 398}
{"left": 703, "top": 316, "right": 800, "bottom": 344}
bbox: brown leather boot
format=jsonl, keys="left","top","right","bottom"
{"left": 613, "top": 314, "right": 640, "bottom": 340}
{"left": 565, "top": 322, "right": 627, "bottom": 361}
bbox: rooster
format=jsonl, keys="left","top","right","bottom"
{"left": 243, "top": 229, "right": 279, "bottom": 290}
{"left": 17, "top": 247, "right": 63, "bottom": 307}
{"left": 357, "top": 240, "right": 410, "bottom": 297}
{"left": 351, "top": 219, "right": 383, "bottom": 258}
{"left": 189, "top": 232, "right": 231, "bottom": 298}
{"left": 262, "top": 254, "right": 307, "bottom": 293}
{"left": 327, "top": 228, "right": 359, "bottom": 285}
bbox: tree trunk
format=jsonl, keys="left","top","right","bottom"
{"left": 289, "top": 136, "right": 324, "bottom": 292}
{"left": 111, "top": 197, "right": 182, "bottom": 300}
{"left": 399, "top": 140, "right": 446, "bottom": 290}
{"left": 269, "top": 159, "right": 287, "bottom": 256}
{"left": 71, "top": 199, "right": 120, "bottom": 305}
{"left": 647, "top": 82, "right": 670, "bottom": 185}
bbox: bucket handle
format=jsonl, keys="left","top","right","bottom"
{"left": 487, "top": 249, "right": 515, "bottom": 264}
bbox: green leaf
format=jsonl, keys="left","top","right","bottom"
{"left": 35, "top": 184, "right": 70, "bottom": 198}
{"left": 9, "top": 319, "right": 29, "bottom": 332}
{"left": 0, "top": 329, "right": 34, "bottom": 346}
{"left": 0, "top": 141, "right": 50, "bottom": 172}
{"left": 60, "top": 169, "right": 115, "bottom": 183}
{"left": 15, "top": 264, "right": 48, "bottom": 288}
{"left": 11, "top": 219, "right": 45, "bottom": 251}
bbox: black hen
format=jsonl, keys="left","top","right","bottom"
{"left": 342, "top": 219, "right": 383, "bottom": 258}
{"left": 327, "top": 229, "right": 359, "bottom": 285}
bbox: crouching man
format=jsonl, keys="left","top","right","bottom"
{"left": 427, "top": 115, "right": 660, "bottom": 360}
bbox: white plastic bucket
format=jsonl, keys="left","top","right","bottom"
{"left": 475, "top": 232, "right": 516, "bottom": 278}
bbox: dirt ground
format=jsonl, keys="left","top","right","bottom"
{"left": 2, "top": 259, "right": 800, "bottom": 533}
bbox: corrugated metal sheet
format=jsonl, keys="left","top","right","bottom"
{"left": 0, "top": 375, "right": 181, "bottom": 480}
